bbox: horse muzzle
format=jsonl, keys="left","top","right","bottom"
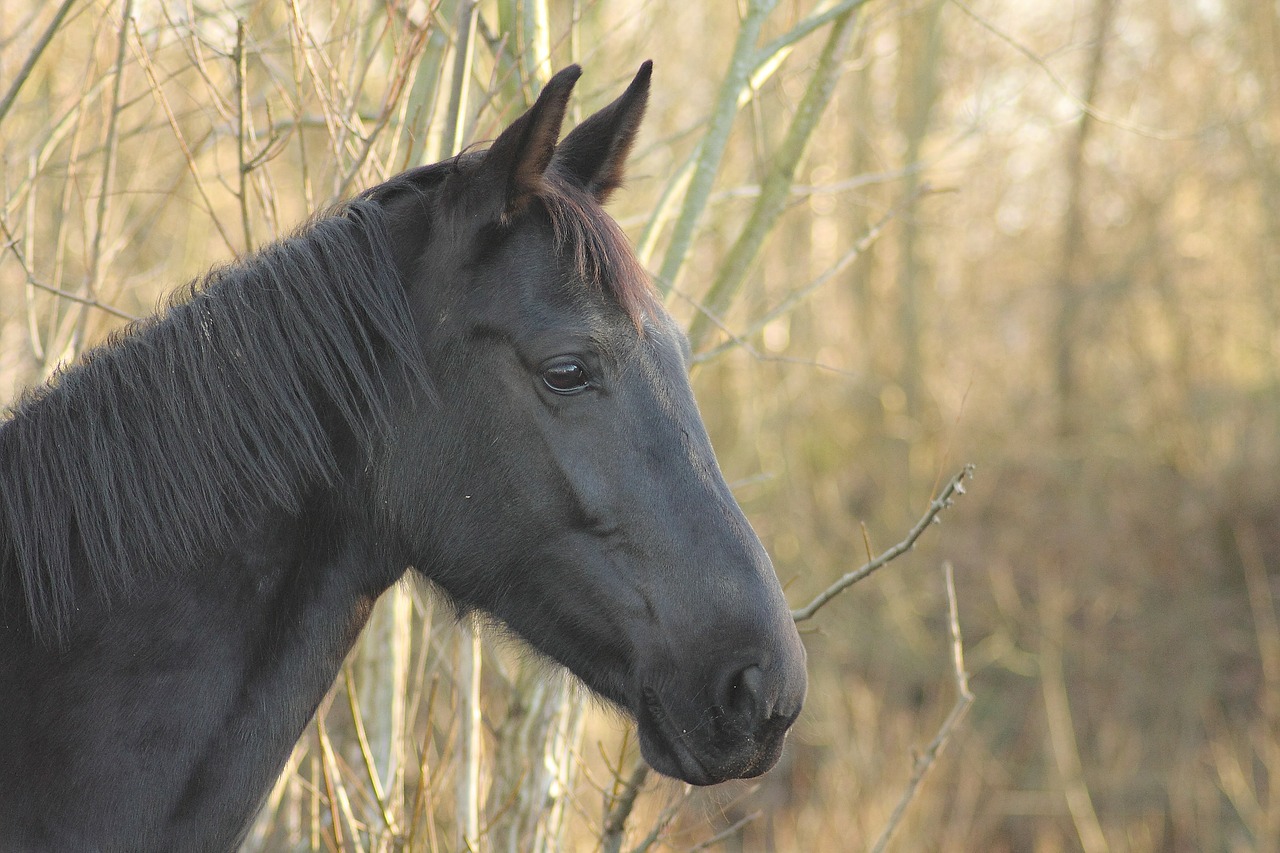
{"left": 634, "top": 652, "right": 806, "bottom": 786}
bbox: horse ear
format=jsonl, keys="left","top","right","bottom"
{"left": 553, "top": 60, "right": 652, "bottom": 203}
{"left": 482, "top": 64, "right": 581, "bottom": 217}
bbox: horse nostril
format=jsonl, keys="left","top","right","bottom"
{"left": 724, "top": 663, "right": 767, "bottom": 725}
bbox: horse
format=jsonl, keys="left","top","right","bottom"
{"left": 0, "top": 62, "right": 806, "bottom": 850}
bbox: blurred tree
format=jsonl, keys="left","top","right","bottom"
{"left": 1052, "top": 0, "right": 1117, "bottom": 440}
{"left": 4, "top": 0, "right": 1280, "bottom": 849}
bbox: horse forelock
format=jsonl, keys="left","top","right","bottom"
{"left": 538, "top": 171, "right": 659, "bottom": 331}
{"left": 387, "top": 150, "right": 658, "bottom": 329}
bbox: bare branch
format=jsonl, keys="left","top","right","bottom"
{"left": 442, "top": 0, "right": 482, "bottom": 157}
{"left": 949, "top": 0, "right": 1189, "bottom": 141}
{"left": 1039, "top": 576, "right": 1109, "bottom": 853}
{"left": 233, "top": 19, "right": 254, "bottom": 253}
{"left": 687, "top": 810, "right": 763, "bottom": 851}
{"left": 755, "top": 0, "right": 869, "bottom": 67}
{"left": 335, "top": 13, "right": 432, "bottom": 198}
{"left": 691, "top": 186, "right": 935, "bottom": 364}
{"left": 71, "top": 0, "right": 134, "bottom": 356}
{"left": 457, "top": 621, "right": 484, "bottom": 851}
{"left": 0, "top": 0, "right": 80, "bottom": 127}
{"left": 655, "top": 0, "right": 778, "bottom": 294}
{"left": 342, "top": 665, "right": 400, "bottom": 838}
{"left": 791, "top": 465, "right": 973, "bottom": 622}
{"left": 869, "top": 561, "right": 973, "bottom": 853}
{"left": 0, "top": 216, "right": 138, "bottom": 322}
{"left": 628, "top": 785, "right": 695, "bottom": 853}
{"left": 687, "top": 4, "right": 859, "bottom": 350}
{"left": 602, "top": 762, "right": 649, "bottom": 853}
{"left": 22, "top": 277, "right": 138, "bottom": 323}
{"left": 314, "top": 714, "right": 351, "bottom": 851}
{"left": 130, "top": 23, "right": 239, "bottom": 255}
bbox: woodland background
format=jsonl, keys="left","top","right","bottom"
{"left": 2, "top": 0, "right": 1278, "bottom": 850}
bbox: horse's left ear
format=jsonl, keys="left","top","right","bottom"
{"left": 482, "top": 64, "right": 581, "bottom": 218}
{"left": 552, "top": 61, "right": 652, "bottom": 203}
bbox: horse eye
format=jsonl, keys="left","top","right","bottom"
{"left": 542, "top": 359, "right": 591, "bottom": 395}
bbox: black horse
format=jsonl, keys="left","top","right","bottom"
{"left": 0, "top": 63, "right": 805, "bottom": 850}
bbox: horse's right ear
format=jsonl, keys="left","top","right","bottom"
{"left": 553, "top": 61, "right": 652, "bottom": 203}
{"left": 480, "top": 65, "right": 581, "bottom": 219}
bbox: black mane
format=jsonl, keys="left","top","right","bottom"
{"left": 0, "top": 197, "right": 422, "bottom": 646}
{"left": 0, "top": 154, "right": 658, "bottom": 649}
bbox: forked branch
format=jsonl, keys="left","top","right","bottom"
{"left": 601, "top": 466, "right": 974, "bottom": 851}
{"left": 870, "top": 561, "right": 973, "bottom": 853}
{"left": 601, "top": 762, "right": 649, "bottom": 853}
{"left": 792, "top": 464, "right": 974, "bottom": 622}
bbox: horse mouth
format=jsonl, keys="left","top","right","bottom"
{"left": 635, "top": 687, "right": 791, "bottom": 786}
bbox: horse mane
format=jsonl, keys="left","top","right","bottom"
{"left": 0, "top": 197, "right": 423, "bottom": 646}
{"left": 0, "top": 155, "right": 655, "bottom": 648}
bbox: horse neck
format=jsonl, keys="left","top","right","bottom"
{"left": 0, "top": 496, "right": 397, "bottom": 849}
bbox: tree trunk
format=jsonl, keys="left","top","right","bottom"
{"left": 1052, "top": 0, "right": 1118, "bottom": 440}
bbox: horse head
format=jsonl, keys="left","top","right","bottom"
{"left": 372, "top": 64, "right": 807, "bottom": 785}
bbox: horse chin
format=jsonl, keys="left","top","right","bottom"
{"left": 633, "top": 689, "right": 789, "bottom": 787}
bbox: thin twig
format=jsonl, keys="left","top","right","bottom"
{"left": 667, "top": 285, "right": 868, "bottom": 381}
{"left": 602, "top": 762, "right": 649, "bottom": 853}
{"left": 628, "top": 784, "right": 695, "bottom": 853}
{"left": 687, "top": 810, "right": 763, "bottom": 851}
{"left": 335, "top": 13, "right": 432, "bottom": 198}
{"left": 315, "top": 716, "right": 348, "bottom": 851}
{"left": 286, "top": 0, "right": 357, "bottom": 197}
{"left": 792, "top": 465, "right": 974, "bottom": 622}
{"left": 1039, "top": 575, "right": 1109, "bottom": 853}
{"left": 72, "top": 0, "right": 133, "bottom": 355}
{"left": 0, "top": 0, "right": 80, "bottom": 127}
{"left": 692, "top": 186, "right": 933, "bottom": 362}
{"left": 234, "top": 19, "right": 254, "bottom": 253}
{"left": 129, "top": 22, "right": 238, "bottom": 255}
{"left": 616, "top": 164, "right": 928, "bottom": 231}
{"left": 23, "top": 276, "right": 138, "bottom": 322}
{"left": 404, "top": 672, "right": 440, "bottom": 853}
{"left": 869, "top": 561, "right": 973, "bottom": 853}
{"left": 1234, "top": 520, "right": 1280, "bottom": 844}
{"left": 343, "top": 665, "right": 400, "bottom": 838}
{"left": 456, "top": 620, "right": 483, "bottom": 852}
{"left": 0, "top": 216, "right": 137, "bottom": 322}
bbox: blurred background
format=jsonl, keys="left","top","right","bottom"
{"left": 2, "top": 0, "right": 1277, "bottom": 850}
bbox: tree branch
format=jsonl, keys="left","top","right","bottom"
{"left": 0, "top": 216, "right": 138, "bottom": 322}
{"left": 655, "top": 0, "right": 778, "bottom": 294}
{"left": 687, "top": 4, "right": 859, "bottom": 350}
{"left": 870, "top": 561, "right": 973, "bottom": 853}
{"left": 601, "top": 762, "right": 649, "bottom": 853}
{"left": 0, "top": 0, "right": 80, "bottom": 128}
{"left": 692, "top": 185, "right": 935, "bottom": 363}
{"left": 791, "top": 465, "right": 973, "bottom": 622}
{"left": 71, "top": 0, "right": 133, "bottom": 355}
{"left": 755, "top": 0, "right": 869, "bottom": 67}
